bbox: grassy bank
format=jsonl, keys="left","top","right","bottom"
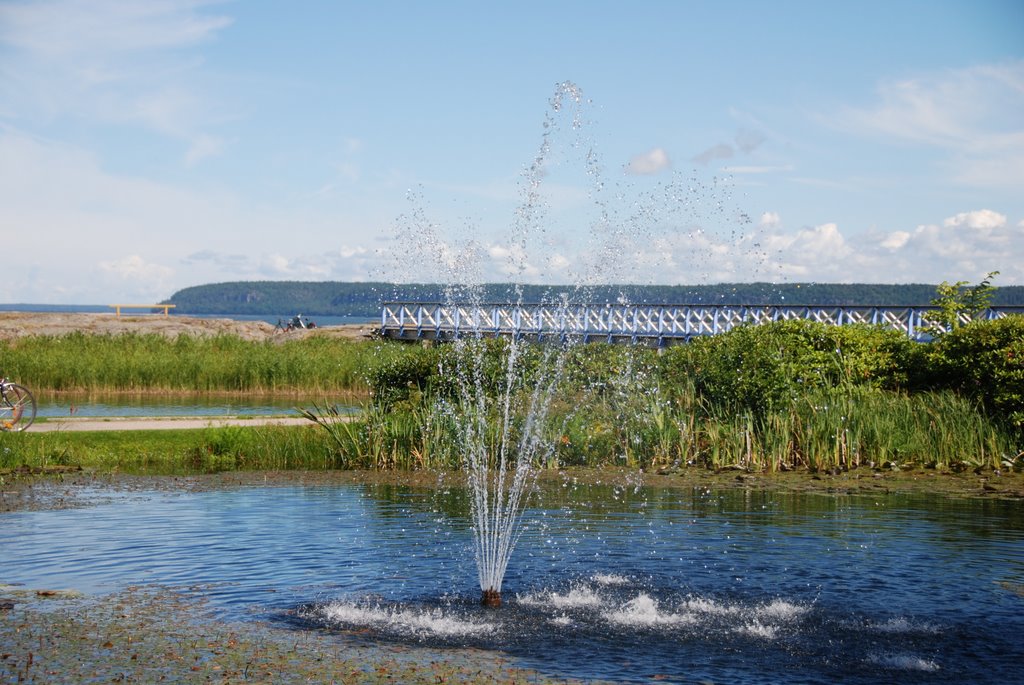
{"left": 0, "top": 423, "right": 341, "bottom": 477}
{"left": 2, "top": 317, "right": 1022, "bottom": 478}
{"left": 307, "top": 317, "right": 1023, "bottom": 475}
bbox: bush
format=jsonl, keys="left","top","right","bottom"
{"left": 922, "top": 316, "right": 1024, "bottom": 427}
{"left": 659, "top": 320, "right": 917, "bottom": 417}
{"left": 367, "top": 344, "right": 440, "bottom": 408}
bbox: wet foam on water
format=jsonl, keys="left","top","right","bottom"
{"left": 518, "top": 584, "right": 603, "bottom": 609}
{"left": 865, "top": 616, "right": 942, "bottom": 634}
{"left": 302, "top": 578, "right": 812, "bottom": 644}
{"left": 305, "top": 600, "right": 497, "bottom": 638}
{"left": 299, "top": 581, "right": 948, "bottom": 681}
{"left": 603, "top": 593, "right": 699, "bottom": 627}
{"left": 867, "top": 653, "right": 942, "bottom": 672}
{"left": 590, "top": 572, "right": 630, "bottom": 586}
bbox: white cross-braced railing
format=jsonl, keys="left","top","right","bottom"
{"left": 380, "top": 302, "right": 1023, "bottom": 345}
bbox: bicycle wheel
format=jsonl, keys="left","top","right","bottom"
{"left": 0, "top": 383, "right": 36, "bottom": 431}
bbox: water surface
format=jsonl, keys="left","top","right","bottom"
{"left": 2, "top": 482, "right": 1021, "bottom": 684}
{"left": 33, "top": 394, "right": 323, "bottom": 419}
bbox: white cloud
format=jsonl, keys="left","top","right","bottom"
{"left": 691, "top": 128, "right": 769, "bottom": 168}
{"left": 798, "top": 223, "right": 848, "bottom": 257}
{"left": 943, "top": 209, "right": 1006, "bottom": 230}
{"left": 833, "top": 61, "right": 1024, "bottom": 188}
{"left": 546, "top": 253, "right": 571, "bottom": 271}
{"left": 0, "top": 0, "right": 232, "bottom": 56}
{"left": 99, "top": 254, "right": 173, "bottom": 280}
{"left": 96, "top": 255, "right": 175, "bottom": 302}
{"left": 723, "top": 165, "right": 794, "bottom": 174}
{"left": 337, "top": 246, "right": 368, "bottom": 259}
{"left": 182, "top": 250, "right": 249, "bottom": 269}
{"left": 850, "top": 209, "right": 1020, "bottom": 284}
{"left": 625, "top": 147, "right": 671, "bottom": 175}
{"left": 750, "top": 222, "right": 864, "bottom": 281}
{"left": 0, "top": 0, "right": 233, "bottom": 163}
{"left": 691, "top": 143, "right": 733, "bottom": 166}
{"left": 185, "top": 133, "right": 226, "bottom": 165}
{"left": 880, "top": 231, "right": 910, "bottom": 250}
{"left": 627, "top": 208, "right": 1024, "bottom": 286}
{"left": 2, "top": 120, "right": 1020, "bottom": 301}
{"left": 734, "top": 129, "right": 766, "bottom": 154}
{"left": 0, "top": 129, "right": 384, "bottom": 302}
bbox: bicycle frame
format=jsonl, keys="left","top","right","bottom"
{"left": 0, "top": 378, "right": 36, "bottom": 431}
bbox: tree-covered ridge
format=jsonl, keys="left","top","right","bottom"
{"left": 165, "top": 281, "right": 1024, "bottom": 317}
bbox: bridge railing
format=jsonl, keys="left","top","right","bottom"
{"left": 380, "top": 302, "right": 1024, "bottom": 345}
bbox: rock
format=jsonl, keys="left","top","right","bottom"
{"left": 35, "top": 589, "right": 84, "bottom": 599}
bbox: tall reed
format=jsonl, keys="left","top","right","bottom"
{"left": 0, "top": 333, "right": 409, "bottom": 394}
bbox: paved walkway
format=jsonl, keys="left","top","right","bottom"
{"left": 26, "top": 416, "right": 316, "bottom": 432}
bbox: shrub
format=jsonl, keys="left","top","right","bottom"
{"left": 367, "top": 344, "right": 440, "bottom": 408}
{"left": 659, "top": 320, "right": 916, "bottom": 417}
{"left": 923, "top": 270, "right": 999, "bottom": 335}
{"left": 922, "top": 316, "right": 1024, "bottom": 427}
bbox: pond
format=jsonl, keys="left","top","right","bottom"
{"left": 2, "top": 481, "right": 1021, "bottom": 684}
{"left": 32, "top": 394, "right": 340, "bottom": 419}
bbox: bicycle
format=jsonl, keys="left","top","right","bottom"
{"left": 0, "top": 377, "right": 36, "bottom": 431}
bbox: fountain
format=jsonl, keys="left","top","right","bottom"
{"left": 385, "top": 81, "right": 759, "bottom": 607}
{"left": 389, "top": 82, "right": 629, "bottom": 607}
{"left": 450, "top": 333, "right": 568, "bottom": 607}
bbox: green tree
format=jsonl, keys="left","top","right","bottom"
{"left": 924, "top": 271, "right": 1000, "bottom": 335}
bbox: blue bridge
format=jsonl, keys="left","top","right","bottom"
{"left": 379, "top": 302, "right": 1023, "bottom": 345}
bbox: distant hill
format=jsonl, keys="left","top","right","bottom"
{"left": 165, "top": 281, "right": 1024, "bottom": 317}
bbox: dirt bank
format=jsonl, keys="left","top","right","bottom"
{"left": 0, "top": 583, "right": 579, "bottom": 684}
{"left": 0, "top": 311, "right": 378, "bottom": 342}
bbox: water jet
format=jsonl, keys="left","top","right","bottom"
{"left": 386, "top": 81, "right": 764, "bottom": 608}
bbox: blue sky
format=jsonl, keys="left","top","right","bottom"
{"left": 1, "top": 0, "right": 1022, "bottom": 304}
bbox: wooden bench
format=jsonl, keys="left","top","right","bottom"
{"left": 109, "top": 304, "right": 176, "bottom": 317}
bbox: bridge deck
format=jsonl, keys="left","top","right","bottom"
{"left": 379, "top": 302, "right": 1023, "bottom": 345}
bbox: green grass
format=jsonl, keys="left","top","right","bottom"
{"left": 2, "top": 322, "right": 1021, "bottom": 477}
{"left": 0, "top": 333, "right": 410, "bottom": 394}
{"left": 544, "top": 385, "right": 1016, "bottom": 473}
{"left": 0, "top": 423, "right": 345, "bottom": 477}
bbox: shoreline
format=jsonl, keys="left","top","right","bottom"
{"left": 0, "top": 311, "right": 377, "bottom": 342}
{"left": 2, "top": 465, "right": 1022, "bottom": 515}
{"left": 0, "top": 583, "right": 578, "bottom": 685}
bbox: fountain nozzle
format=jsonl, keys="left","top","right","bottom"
{"left": 481, "top": 588, "right": 502, "bottom": 607}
